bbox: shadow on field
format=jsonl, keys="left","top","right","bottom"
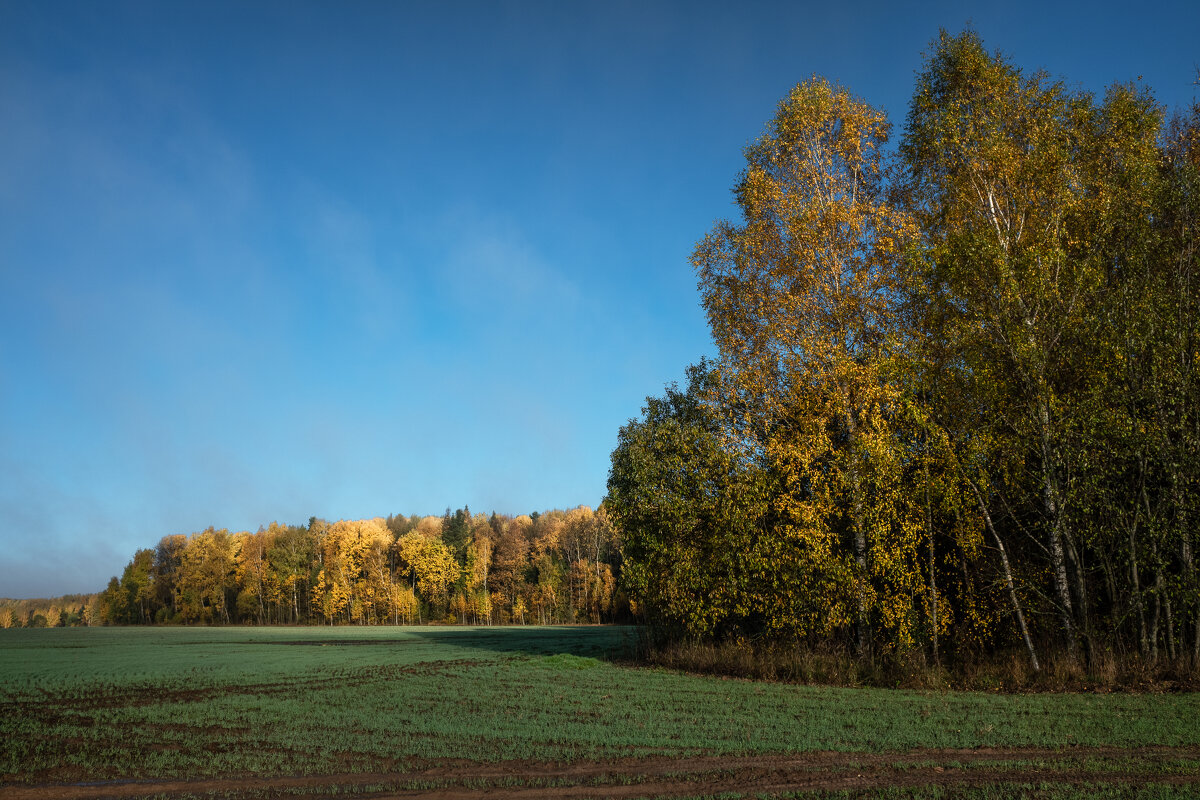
{"left": 404, "top": 624, "right": 642, "bottom": 663}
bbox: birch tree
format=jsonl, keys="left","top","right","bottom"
{"left": 694, "top": 77, "right": 920, "bottom": 653}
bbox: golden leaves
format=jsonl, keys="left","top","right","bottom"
{"left": 689, "top": 77, "right": 927, "bottom": 644}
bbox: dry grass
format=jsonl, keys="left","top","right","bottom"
{"left": 643, "top": 636, "right": 1200, "bottom": 693}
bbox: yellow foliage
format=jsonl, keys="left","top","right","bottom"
{"left": 395, "top": 531, "right": 459, "bottom": 604}
{"left": 694, "top": 77, "right": 926, "bottom": 648}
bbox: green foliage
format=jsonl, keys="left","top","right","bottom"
{"left": 607, "top": 361, "right": 780, "bottom": 638}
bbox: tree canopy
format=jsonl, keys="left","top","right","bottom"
{"left": 608, "top": 30, "right": 1200, "bottom": 670}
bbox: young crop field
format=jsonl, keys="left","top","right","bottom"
{"left": 2, "top": 626, "right": 1199, "bottom": 799}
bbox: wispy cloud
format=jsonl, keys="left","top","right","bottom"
{"left": 295, "top": 191, "right": 414, "bottom": 341}
{"left": 434, "top": 208, "right": 581, "bottom": 313}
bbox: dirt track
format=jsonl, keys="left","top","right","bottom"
{"left": 6, "top": 745, "right": 1200, "bottom": 799}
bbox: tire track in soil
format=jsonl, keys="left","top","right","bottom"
{"left": 5, "top": 746, "right": 1200, "bottom": 799}
{"left": 2, "top": 661, "right": 473, "bottom": 722}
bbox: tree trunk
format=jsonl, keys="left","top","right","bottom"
{"left": 927, "top": 460, "right": 938, "bottom": 666}
{"left": 1194, "top": 608, "right": 1200, "bottom": 667}
{"left": 1174, "top": 477, "right": 1198, "bottom": 665}
{"left": 843, "top": 406, "right": 870, "bottom": 659}
{"left": 1131, "top": 523, "right": 1149, "bottom": 655}
{"left": 967, "top": 477, "right": 1039, "bottom": 672}
{"left": 1151, "top": 537, "right": 1162, "bottom": 661}
{"left": 1038, "top": 396, "right": 1078, "bottom": 657}
{"left": 257, "top": 579, "right": 265, "bottom": 626}
{"left": 1166, "top": 598, "right": 1177, "bottom": 660}
{"left": 1063, "top": 531, "right": 1093, "bottom": 664}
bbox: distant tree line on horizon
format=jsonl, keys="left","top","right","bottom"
{"left": 0, "top": 596, "right": 96, "bottom": 629}
{"left": 80, "top": 506, "right": 624, "bottom": 627}
{"left": 606, "top": 30, "right": 1200, "bottom": 673}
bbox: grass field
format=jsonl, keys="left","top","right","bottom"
{"left": 2, "top": 625, "right": 1199, "bottom": 798}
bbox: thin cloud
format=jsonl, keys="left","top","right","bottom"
{"left": 436, "top": 209, "right": 581, "bottom": 312}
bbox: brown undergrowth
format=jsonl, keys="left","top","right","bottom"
{"left": 643, "top": 637, "right": 1200, "bottom": 692}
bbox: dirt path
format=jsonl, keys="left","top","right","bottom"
{"left": 5, "top": 745, "right": 1199, "bottom": 799}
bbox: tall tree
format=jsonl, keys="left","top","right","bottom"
{"left": 900, "top": 30, "right": 1171, "bottom": 659}
{"left": 693, "top": 77, "right": 921, "bottom": 652}
{"left": 267, "top": 524, "right": 315, "bottom": 623}
{"left": 152, "top": 534, "right": 187, "bottom": 622}
{"left": 1157, "top": 97, "right": 1200, "bottom": 660}
{"left": 177, "top": 528, "right": 239, "bottom": 624}
{"left": 395, "top": 530, "right": 459, "bottom": 615}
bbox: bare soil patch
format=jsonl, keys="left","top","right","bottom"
{"left": 6, "top": 745, "right": 1199, "bottom": 799}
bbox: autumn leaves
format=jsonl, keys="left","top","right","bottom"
{"left": 608, "top": 31, "right": 1200, "bottom": 668}
{"left": 97, "top": 507, "right": 623, "bottom": 627}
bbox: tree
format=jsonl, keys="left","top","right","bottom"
{"left": 1155, "top": 97, "right": 1200, "bottom": 660}
{"left": 693, "top": 77, "right": 922, "bottom": 652}
{"left": 395, "top": 530, "right": 459, "bottom": 614}
{"left": 236, "top": 528, "right": 273, "bottom": 624}
{"left": 465, "top": 516, "right": 494, "bottom": 624}
{"left": 900, "top": 30, "right": 1173, "bottom": 660}
{"left": 267, "top": 524, "right": 315, "bottom": 623}
{"left": 442, "top": 506, "right": 471, "bottom": 576}
{"left": 311, "top": 518, "right": 392, "bottom": 624}
{"left": 490, "top": 514, "right": 531, "bottom": 621}
{"left": 100, "top": 577, "right": 123, "bottom": 625}
{"left": 100, "top": 549, "right": 156, "bottom": 624}
{"left": 151, "top": 534, "right": 187, "bottom": 622}
{"left": 177, "top": 528, "right": 239, "bottom": 624}
{"left": 607, "top": 362, "right": 778, "bottom": 638}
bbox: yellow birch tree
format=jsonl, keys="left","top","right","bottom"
{"left": 694, "top": 77, "right": 922, "bottom": 652}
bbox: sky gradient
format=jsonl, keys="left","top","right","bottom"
{"left": 2, "top": 0, "right": 1198, "bottom": 598}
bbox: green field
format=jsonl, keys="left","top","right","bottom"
{"left": 3, "top": 626, "right": 1199, "bottom": 798}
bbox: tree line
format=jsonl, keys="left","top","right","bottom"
{"left": 606, "top": 30, "right": 1200, "bottom": 672}
{"left": 90, "top": 506, "right": 623, "bottom": 626}
{"left": 0, "top": 596, "right": 96, "bottom": 629}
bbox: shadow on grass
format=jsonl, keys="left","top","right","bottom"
{"left": 157, "top": 623, "right": 645, "bottom": 665}
{"left": 402, "top": 624, "right": 642, "bottom": 663}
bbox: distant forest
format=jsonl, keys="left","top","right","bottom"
{"left": 0, "top": 596, "right": 96, "bottom": 629}
{"left": 22, "top": 506, "right": 622, "bottom": 628}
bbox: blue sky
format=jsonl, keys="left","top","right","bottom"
{"left": 2, "top": 1, "right": 1197, "bottom": 598}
